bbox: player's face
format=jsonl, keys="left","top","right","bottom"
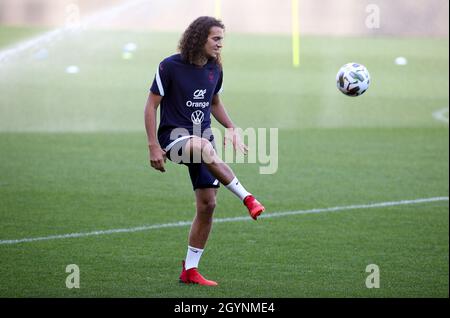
{"left": 204, "top": 26, "right": 224, "bottom": 59}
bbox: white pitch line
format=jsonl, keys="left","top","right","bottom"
{"left": 432, "top": 107, "right": 449, "bottom": 124}
{"left": 0, "top": 196, "right": 448, "bottom": 246}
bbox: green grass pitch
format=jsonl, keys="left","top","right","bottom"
{"left": 0, "top": 26, "right": 448, "bottom": 297}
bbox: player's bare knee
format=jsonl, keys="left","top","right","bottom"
{"left": 201, "top": 139, "right": 217, "bottom": 160}
{"left": 188, "top": 136, "right": 206, "bottom": 153}
{"left": 198, "top": 199, "right": 216, "bottom": 213}
{"left": 199, "top": 138, "right": 214, "bottom": 151}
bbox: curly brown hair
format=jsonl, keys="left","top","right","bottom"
{"left": 178, "top": 16, "right": 225, "bottom": 66}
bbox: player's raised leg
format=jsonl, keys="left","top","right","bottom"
{"left": 185, "top": 136, "right": 265, "bottom": 220}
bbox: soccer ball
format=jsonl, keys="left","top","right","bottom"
{"left": 336, "top": 63, "right": 371, "bottom": 97}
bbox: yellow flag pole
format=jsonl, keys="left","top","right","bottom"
{"left": 292, "top": 0, "right": 300, "bottom": 67}
{"left": 215, "top": 0, "right": 222, "bottom": 19}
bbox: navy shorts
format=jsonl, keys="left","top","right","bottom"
{"left": 162, "top": 135, "right": 220, "bottom": 191}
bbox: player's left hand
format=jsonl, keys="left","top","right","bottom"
{"left": 224, "top": 128, "right": 248, "bottom": 155}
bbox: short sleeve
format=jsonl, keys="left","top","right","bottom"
{"left": 150, "top": 61, "right": 171, "bottom": 96}
{"left": 214, "top": 70, "right": 223, "bottom": 95}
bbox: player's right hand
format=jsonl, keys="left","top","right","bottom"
{"left": 149, "top": 144, "right": 167, "bottom": 173}
{"left": 224, "top": 128, "right": 248, "bottom": 155}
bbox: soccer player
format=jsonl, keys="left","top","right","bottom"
{"left": 144, "top": 16, "right": 265, "bottom": 286}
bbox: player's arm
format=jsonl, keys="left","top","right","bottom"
{"left": 211, "top": 94, "right": 248, "bottom": 154}
{"left": 144, "top": 92, "right": 166, "bottom": 172}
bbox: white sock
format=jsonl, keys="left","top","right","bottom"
{"left": 225, "top": 177, "right": 251, "bottom": 201}
{"left": 185, "top": 246, "right": 204, "bottom": 270}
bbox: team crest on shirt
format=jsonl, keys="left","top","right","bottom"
{"left": 191, "top": 110, "right": 204, "bottom": 125}
{"left": 193, "top": 89, "right": 206, "bottom": 100}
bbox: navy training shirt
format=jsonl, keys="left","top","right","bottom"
{"left": 150, "top": 54, "right": 223, "bottom": 149}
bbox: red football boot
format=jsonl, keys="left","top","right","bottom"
{"left": 244, "top": 195, "right": 265, "bottom": 220}
{"left": 179, "top": 261, "right": 218, "bottom": 286}
{"left": 179, "top": 260, "right": 188, "bottom": 282}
